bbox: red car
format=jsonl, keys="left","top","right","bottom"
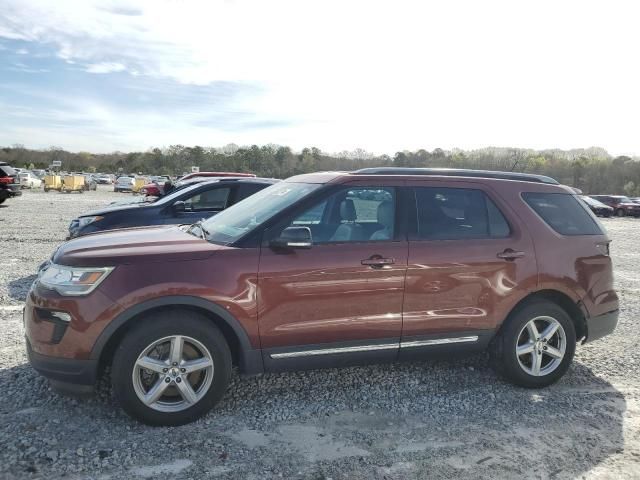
{"left": 26, "top": 168, "right": 618, "bottom": 425}
{"left": 140, "top": 172, "right": 257, "bottom": 197}
{"left": 589, "top": 195, "right": 640, "bottom": 217}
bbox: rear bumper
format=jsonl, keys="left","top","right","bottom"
{"left": 1, "top": 184, "right": 22, "bottom": 198}
{"left": 27, "top": 339, "right": 98, "bottom": 389}
{"left": 584, "top": 309, "right": 618, "bottom": 343}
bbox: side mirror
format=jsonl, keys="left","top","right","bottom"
{"left": 270, "top": 226, "right": 312, "bottom": 250}
{"left": 172, "top": 200, "right": 187, "bottom": 212}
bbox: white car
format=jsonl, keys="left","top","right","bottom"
{"left": 114, "top": 176, "right": 135, "bottom": 192}
{"left": 19, "top": 172, "right": 43, "bottom": 189}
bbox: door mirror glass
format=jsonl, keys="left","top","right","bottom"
{"left": 270, "top": 226, "right": 312, "bottom": 249}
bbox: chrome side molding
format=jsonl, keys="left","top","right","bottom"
{"left": 270, "top": 335, "right": 479, "bottom": 359}
{"left": 400, "top": 336, "right": 479, "bottom": 348}
{"left": 270, "top": 343, "right": 397, "bottom": 359}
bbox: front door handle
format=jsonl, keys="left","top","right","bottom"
{"left": 497, "top": 249, "right": 525, "bottom": 260}
{"left": 361, "top": 256, "right": 395, "bottom": 268}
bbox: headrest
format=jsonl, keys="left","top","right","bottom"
{"left": 377, "top": 200, "right": 394, "bottom": 228}
{"left": 340, "top": 199, "right": 357, "bottom": 221}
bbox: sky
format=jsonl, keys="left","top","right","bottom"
{"left": 0, "top": 0, "right": 639, "bottom": 155}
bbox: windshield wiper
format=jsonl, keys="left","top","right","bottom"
{"left": 187, "top": 220, "right": 210, "bottom": 240}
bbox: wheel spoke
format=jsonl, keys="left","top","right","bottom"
{"left": 182, "top": 357, "right": 213, "bottom": 374}
{"left": 531, "top": 349, "right": 543, "bottom": 376}
{"left": 540, "top": 322, "right": 560, "bottom": 341}
{"left": 526, "top": 321, "right": 539, "bottom": 340}
{"left": 169, "top": 336, "right": 184, "bottom": 364}
{"left": 175, "top": 379, "right": 198, "bottom": 404}
{"left": 136, "top": 356, "right": 168, "bottom": 373}
{"left": 143, "top": 378, "right": 169, "bottom": 405}
{"left": 545, "top": 346, "right": 563, "bottom": 359}
{"left": 517, "top": 342, "right": 534, "bottom": 356}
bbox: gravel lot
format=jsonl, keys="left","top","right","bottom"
{"left": 1, "top": 187, "right": 639, "bottom": 479}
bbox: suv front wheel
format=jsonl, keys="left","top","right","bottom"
{"left": 491, "top": 300, "right": 576, "bottom": 388}
{"left": 111, "top": 310, "right": 231, "bottom": 426}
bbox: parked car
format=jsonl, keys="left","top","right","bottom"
{"left": 96, "top": 174, "right": 113, "bottom": 185}
{"left": 19, "top": 171, "right": 43, "bottom": 189}
{"left": 178, "top": 171, "right": 256, "bottom": 182}
{"left": 630, "top": 197, "right": 640, "bottom": 204}
{"left": 26, "top": 168, "right": 618, "bottom": 425}
{"left": 589, "top": 195, "right": 640, "bottom": 217}
{"left": 0, "top": 162, "right": 22, "bottom": 204}
{"left": 141, "top": 172, "right": 253, "bottom": 197}
{"left": 580, "top": 195, "right": 613, "bottom": 217}
{"left": 114, "top": 176, "right": 135, "bottom": 192}
{"left": 68, "top": 177, "right": 278, "bottom": 238}
{"left": 83, "top": 175, "right": 98, "bottom": 191}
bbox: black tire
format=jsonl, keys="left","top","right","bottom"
{"left": 111, "top": 310, "right": 232, "bottom": 426}
{"left": 490, "top": 300, "right": 576, "bottom": 388}
{"left": 0, "top": 197, "right": 5, "bottom": 205}
{"left": 616, "top": 208, "right": 625, "bottom": 217}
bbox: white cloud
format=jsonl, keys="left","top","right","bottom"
{"left": 0, "top": 0, "right": 639, "bottom": 154}
{"left": 85, "top": 62, "right": 126, "bottom": 74}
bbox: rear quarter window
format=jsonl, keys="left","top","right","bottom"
{"left": 522, "top": 192, "right": 603, "bottom": 235}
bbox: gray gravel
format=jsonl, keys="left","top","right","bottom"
{"left": 1, "top": 187, "right": 639, "bottom": 479}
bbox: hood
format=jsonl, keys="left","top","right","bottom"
{"left": 79, "top": 202, "right": 153, "bottom": 217}
{"left": 54, "top": 225, "right": 229, "bottom": 267}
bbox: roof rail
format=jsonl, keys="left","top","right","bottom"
{"left": 352, "top": 167, "right": 559, "bottom": 185}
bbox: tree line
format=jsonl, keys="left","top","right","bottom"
{"left": 2, "top": 144, "right": 640, "bottom": 195}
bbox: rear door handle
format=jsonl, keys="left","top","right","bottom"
{"left": 361, "top": 256, "right": 395, "bottom": 267}
{"left": 497, "top": 249, "right": 525, "bottom": 260}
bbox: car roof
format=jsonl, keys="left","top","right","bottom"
{"left": 285, "top": 168, "right": 560, "bottom": 186}
{"left": 190, "top": 177, "right": 279, "bottom": 186}
{"left": 353, "top": 167, "right": 559, "bottom": 184}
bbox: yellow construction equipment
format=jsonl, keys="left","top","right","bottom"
{"left": 133, "top": 176, "right": 150, "bottom": 194}
{"left": 61, "top": 175, "right": 86, "bottom": 193}
{"left": 43, "top": 175, "right": 63, "bottom": 192}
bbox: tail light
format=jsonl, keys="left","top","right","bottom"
{"left": 0, "top": 177, "right": 15, "bottom": 184}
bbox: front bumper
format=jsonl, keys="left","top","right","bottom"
{"left": 24, "top": 281, "right": 118, "bottom": 390}
{"left": 584, "top": 309, "right": 618, "bottom": 343}
{"left": 27, "top": 339, "right": 97, "bottom": 389}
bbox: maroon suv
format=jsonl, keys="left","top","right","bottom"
{"left": 25, "top": 168, "right": 619, "bottom": 425}
{"left": 589, "top": 195, "right": 640, "bottom": 217}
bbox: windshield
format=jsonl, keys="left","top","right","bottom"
{"left": 618, "top": 196, "right": 632, "bottom": 203}
{"left": 200, "top": 182, "right": 321, "bottom": 245}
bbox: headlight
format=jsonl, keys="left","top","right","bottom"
{"left": 77, "top": 216, "right": 103, "bottom": 228}
{"left": 39, "top": 264, "right": 113, "bottom": 296}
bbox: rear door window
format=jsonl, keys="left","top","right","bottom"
{"left": 522, "top": 192, "right": 603, "bottom": 235}
{"left": 414, "top": 187, "right": 510, "bottom": 240}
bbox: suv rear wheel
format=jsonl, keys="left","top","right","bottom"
{"left": 111, "top": 310, "right": 231, "bottom": 426}
{"left": 491, "top": 300, "right": 576, "bottom": 388}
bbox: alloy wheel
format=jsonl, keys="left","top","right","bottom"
{"left": 132, "top": 335, "right": 214, "bottom": 412}
{"left": 516, "top": 316, "right": 566, "bottom": 377}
